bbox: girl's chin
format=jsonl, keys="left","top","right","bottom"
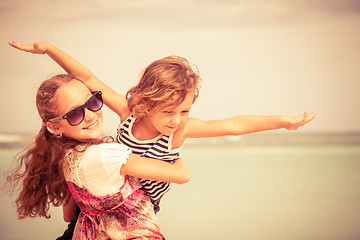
{"left": 82, "top": 128, "right": 103, "bottom": 140}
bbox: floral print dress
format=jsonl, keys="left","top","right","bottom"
{"left": 63, "top": 143, "right": 165, "bottom": 240}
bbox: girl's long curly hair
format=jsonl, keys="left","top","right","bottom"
{"left": 5, "top": 74, "right": 103, "bottom": 219}
{"left": 126, "top": 56, "right": 202, "bottom": 119}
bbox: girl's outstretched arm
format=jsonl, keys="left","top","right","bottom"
{"left": 9, "top": 40, "right": 130, "bottom": 121}
{"left": 184, "top": 111, "right": 316, "bottom": 138}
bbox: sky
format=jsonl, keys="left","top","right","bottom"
{"left": 1, "top": 0, "right": 360, "bottom": 135}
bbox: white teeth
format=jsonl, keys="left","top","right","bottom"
{"left": 85, "top": 121, "right": 98, "bottom": 129}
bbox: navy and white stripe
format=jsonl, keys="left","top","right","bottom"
{"left": 116, "top": 115, "right": 181, "bottom": 212}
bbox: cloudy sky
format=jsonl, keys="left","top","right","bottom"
{"left": 1, "top": 0, "right": 359, "bottom": 135}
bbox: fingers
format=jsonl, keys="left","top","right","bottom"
{"left": 305, "top": 111, "right": 316, "bottom": 123}
{"left": 8, "top": 40, "right": 20, "bottom": 49}
{"left": 8, "top": 40, "right": 31, "bottom": 52}
{"left": 8, "top": 40, "right": 46, "bottom": 54}
{"left": 291, "top": 111, "right": 315, "bottom": 130}
{"left": 285, "top": 110, "right": 315, "bottom": 131}
{"left": 9, "top": 40, "right": 24, "bottom": 48}
{"left": 301, "top": 111, "right": 316, "bottom": 126}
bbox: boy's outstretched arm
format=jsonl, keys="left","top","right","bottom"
{"left": 9, "top": 40, "right": 130, "bottom": 121}
{"left": 185, "top": 111, "right": 316, "bottom": 138}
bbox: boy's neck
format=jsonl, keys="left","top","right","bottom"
{"left": 132, "top": 118, "right": 161, "bottom": 140}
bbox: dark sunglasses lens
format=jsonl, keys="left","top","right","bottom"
{"left": 66, "top": 107, "right": 85, "bottom": 126}
{"left": 87, "top": 93, "right": 103, "bottom": 112}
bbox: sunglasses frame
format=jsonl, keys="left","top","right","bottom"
{"left": 48, "top": 91, "right": 103, "bottom": 126}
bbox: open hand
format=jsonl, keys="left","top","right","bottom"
{"left": 9, "top": 40, "right": 48, "bottom": 54}
{"left": 285, "top": 111, "right": 316, "bottom": 130}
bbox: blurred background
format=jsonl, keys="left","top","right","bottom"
{"left": 1, "top": 0, "right": 360, "bottom": 239}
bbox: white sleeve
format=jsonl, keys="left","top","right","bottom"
{"left": 78, "top": 142, "right": 132, "bottom": 196}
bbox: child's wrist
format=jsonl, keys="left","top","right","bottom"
{"left": 44, "top": 42, "right": 53, "bottom": 54}
{"left": 283, "top": 116, "right": 292, "bottom": 129}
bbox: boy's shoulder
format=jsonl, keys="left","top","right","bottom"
{"left": 173, "top": 118, "right": 199, "bottom": 147}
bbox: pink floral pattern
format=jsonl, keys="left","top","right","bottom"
{"left": 63, "top": 148, "right": 165, "bottom": 240}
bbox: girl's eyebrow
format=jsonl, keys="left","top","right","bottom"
{"left": 66, "top": 93, "right": 92, "bottom": 112}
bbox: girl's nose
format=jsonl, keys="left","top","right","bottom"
{"left": 84, "top": 108, "right": 97, "bottom": 122}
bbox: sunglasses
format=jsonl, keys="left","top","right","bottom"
{"left": 48, "top": 91, "right": 103, "bottom": 126}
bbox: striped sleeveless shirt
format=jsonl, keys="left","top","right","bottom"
{"left": 116, "top": 114, "right": 182, "bottom": 212}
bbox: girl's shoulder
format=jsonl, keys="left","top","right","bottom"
{"left": 90, "top": 143, "right": 132, "bottom": 168}
{"left": 65, "top": 142, "right": 130, "bottom": 167}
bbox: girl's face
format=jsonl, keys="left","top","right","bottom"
{"left": 50, "top": 80, "right": 103, "bottom": 141}
{"left": 146, "top": 91, "right": 194, "bottom": 136}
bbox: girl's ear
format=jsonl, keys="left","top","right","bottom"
{"left": 46, "top": 121, "right": 62, "bottom": 135}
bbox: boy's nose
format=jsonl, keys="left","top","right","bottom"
{"left": 171, "top": 116, "right": 181, "bottom": 125}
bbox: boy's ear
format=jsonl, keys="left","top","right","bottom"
{"left": 46, "top": 121, "right": 62, "bottom": 135}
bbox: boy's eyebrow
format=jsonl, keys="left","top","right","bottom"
{"left": 161, "top": 107, "right": 174, "bottom": 111}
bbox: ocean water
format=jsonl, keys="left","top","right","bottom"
{"left": 1, "top": 133, "right": 360, "bottom": 240}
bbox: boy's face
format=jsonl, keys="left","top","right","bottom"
{"left": 147, "top": 91, "right": 195, "bottom": 136}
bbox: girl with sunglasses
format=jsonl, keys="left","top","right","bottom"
{"left": 6, "top": 74, "right": 190, "bottom": 239}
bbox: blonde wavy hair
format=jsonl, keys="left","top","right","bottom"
{"left": 126, "top": 56, "right": 202, "bottom": 119}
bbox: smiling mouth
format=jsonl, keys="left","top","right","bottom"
{"left": 84, "top": 120, "right": 98, "bottom": 130}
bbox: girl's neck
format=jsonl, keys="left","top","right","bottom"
{"left": 132, "top": 118, "right": 160, "bottom": 140}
